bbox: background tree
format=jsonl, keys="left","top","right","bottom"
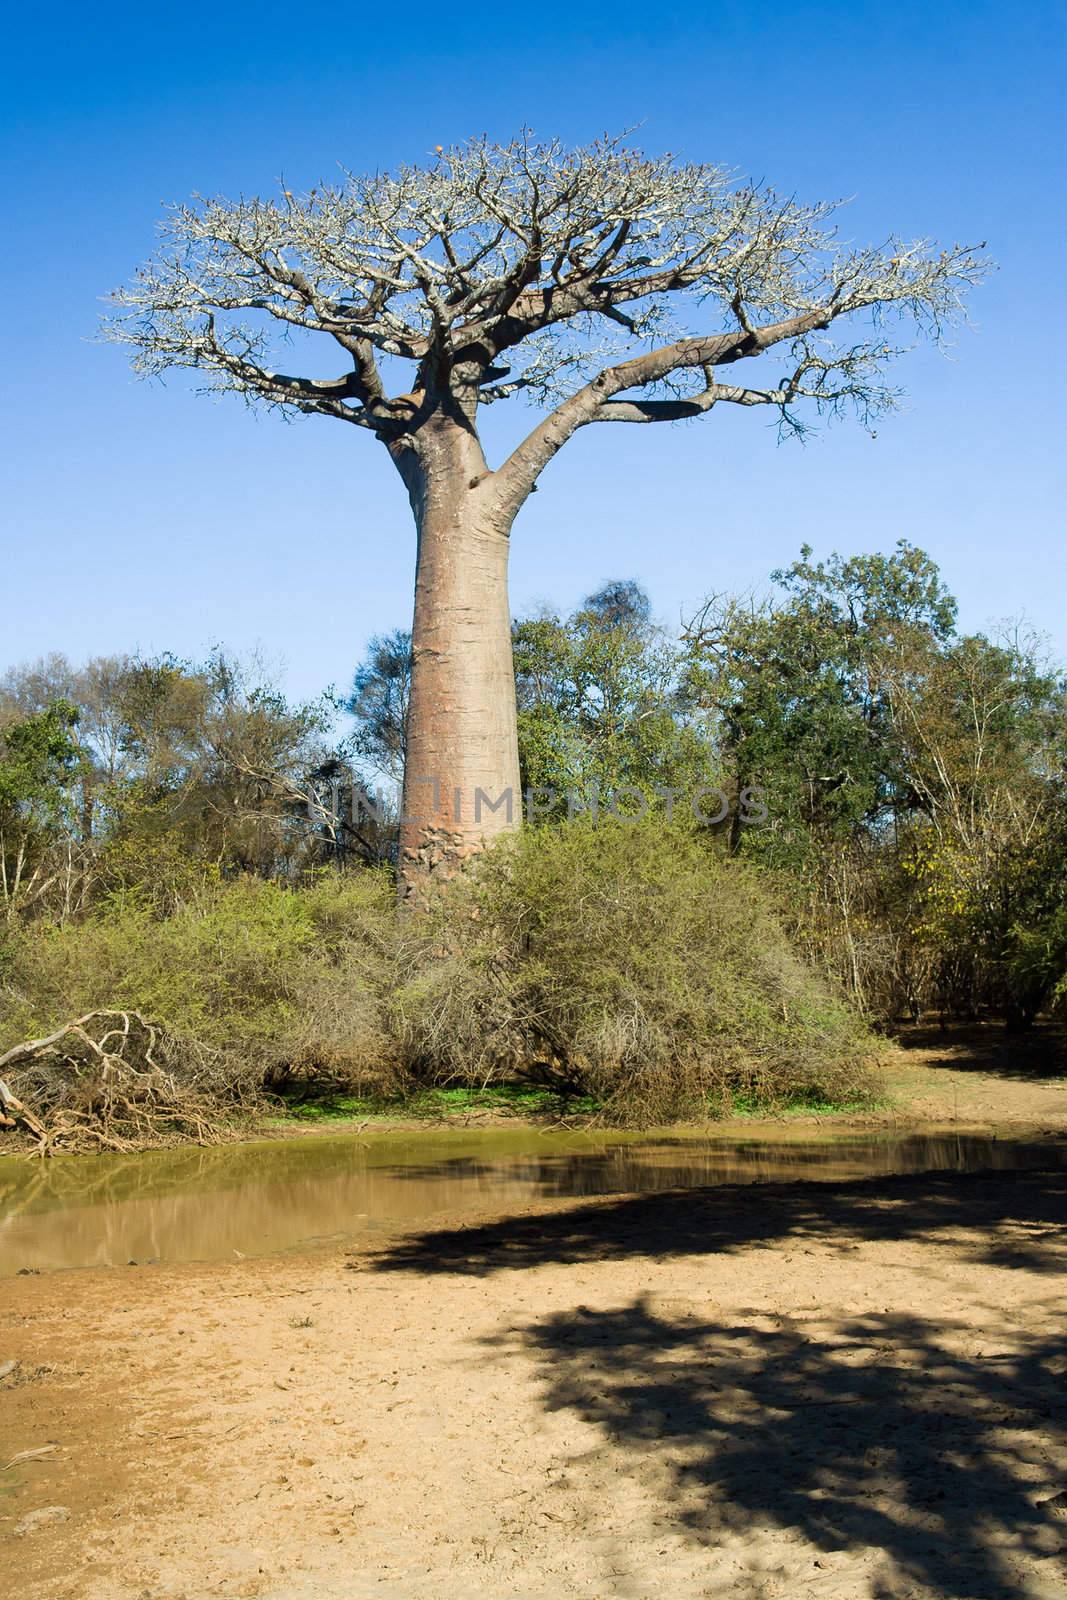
{"left": 0, "top": 652, "right": 342, "bottom": 913}
{"left": 2, "top": 542, "right": 1063, "bottom": 1045}
{"left": 344, "top": 630, "right": 412, "bottom": 786}
{"left": 107, "top": 133, "right": 987, "bottom": 893}
{"left": 885, "top": 627, "right": 1067, "bottom": 1024}
{"left": 684, "top": 545, "right": 1067, "bottom": 1023}
{"left": 0, "top": 701, "right": 82, "bottom": 918}
{"left": 346, "top": 582, "right": 709, "bottom": 819}
{"left": 514, "top": 580, "right": 706, "bottom": 809}
{"left": 683, "top": 542, "right": 957, "bottom": 847}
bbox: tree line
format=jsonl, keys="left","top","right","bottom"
{"left": 2, "top": 542, "right": 1065, "bottom": 1033}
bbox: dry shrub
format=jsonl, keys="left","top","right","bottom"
{"left": 0, "top": 872, "right": 407, "bottom": 1128}
{"left": 264, "top": 872, "right": 411, "bottom": 1098}
{"left": 1, "top": 824, "right": 878, "bottom": 1142}
{"left": 395, "top": 819, "right": 879, "bottom": 1121}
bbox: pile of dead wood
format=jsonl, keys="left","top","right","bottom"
{"left": 0, "top": 1011, "right": 244, "bottom": 1156}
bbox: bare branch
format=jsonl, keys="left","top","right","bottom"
{"left": 104, "top": 132, "right": 990, "bottom": 475}
{"left": 491, "top": 310, "right": 834, "bottom": 513}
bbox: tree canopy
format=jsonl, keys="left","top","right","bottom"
{"left": 107, "top": 133, "right": 988, "bottom": 491}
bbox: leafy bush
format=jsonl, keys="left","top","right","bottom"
{"left": 392, "top": 820, "right": 879, "bottom": 1121}
{"left": 0, "top": 871, "right": 403, "bottom": 1102}
{"left": 1, "top": 824, "right": 879, "bottom": 1133}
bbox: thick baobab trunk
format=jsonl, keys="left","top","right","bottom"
{"left": 397, "top": 422, "right": 521, "bottom": 895}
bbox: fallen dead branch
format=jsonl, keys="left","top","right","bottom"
{"left": 0, "top": 1075, "right": 46, "bottom": 1139}
{"left": 1, "top": 1445, "right": 59, "bottom": 1471}
{"left": 0, "top": 1011, "right": 255, "bottom": 1156}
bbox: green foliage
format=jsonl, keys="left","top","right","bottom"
{"left": 0, "top": 700, "right": 85, "bottom": 917}
{"left": 392, "top": 820, "right": 878, "bottom": 1122}
{"left": 274, "top": 1082, "right": 564, "bottom": 1123}
{"left": 1, "top": 824, "right": 877, "bottom": 1130}
{"left": 0, "top": 872, "right": 400, "bottom": 1094}
{"left": 2, "top": 540, "right": 1064, "bottom": 1155}
{"left": 0, "top": 650, "right": 348, "bottom": 917}
{"left": 684, "top": 541, "right": 954, "bottom": 843}
{"left": 0, "top": 699, "right": 82, "bottom": 817}
{"left": 685, "top": 542, "right": 1067, "bottom": 1025}
{"left": 3, "top": 877, "right": 311, "bottom": 1048}
{"left": 1005, "top": 907, "right": 1067, "bottom": 1027}
{"left": 344, "top": 629, "right": 411, "bottom": 784}
{"left": 514, "top": 581, "right": 709, "bottom": 809}
{"left": 343, "top": 583, "right": 713, "bottom": 818}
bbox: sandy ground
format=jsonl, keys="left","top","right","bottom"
{"left": 2, "top": 1043, "right": 1067, "bottom": 1600}
{"left": 879, "top": 1025, "right": 1067, "bottom": 1130}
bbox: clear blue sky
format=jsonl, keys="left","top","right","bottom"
{"left": 3, "top": 0, "right": 1064, "bottom": 703}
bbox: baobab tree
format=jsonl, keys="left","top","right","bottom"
{"left": 107, "top": 133, "right": 986, "bottom": 893}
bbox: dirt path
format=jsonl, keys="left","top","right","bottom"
{"left": 2, "top": 1157, "right": 1066, "bottom": 1600}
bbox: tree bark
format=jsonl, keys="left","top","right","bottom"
{"left": 397, "top": 418, "right": 521, "bottom": 897}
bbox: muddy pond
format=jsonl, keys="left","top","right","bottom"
{"left": 2, "top": 1124, "right": 1065, "bottom": 1275}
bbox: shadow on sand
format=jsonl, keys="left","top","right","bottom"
{"left": 366, "top": 1164, "right": 1067, "bottom": 1278}
{"left": 367, "top": 1167, "right": 1067, "bottom": 1597}
{"left": 896, "top": 1020, "right": 1067, "bottom": 1082}
{"left": 499, "top": 1298, "right": 1067, "bottom": 1598}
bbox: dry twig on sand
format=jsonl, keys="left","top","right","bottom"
{"left": 1, "top": 1445, "right": 59, "bottom": 1471}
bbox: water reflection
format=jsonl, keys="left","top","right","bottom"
{"left": 1, "top": 1127, "right": 1064, "bottom": 1276}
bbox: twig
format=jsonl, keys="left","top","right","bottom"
{"left": 2, "top": 1445, "right": 59, "bottom": 1471}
